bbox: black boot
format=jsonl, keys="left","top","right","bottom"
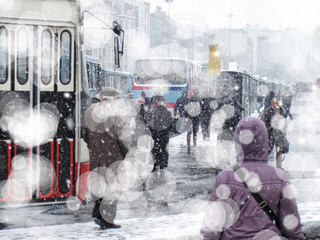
{"left": 99, "top": 219, "right": 121, "bottom": 230}
{"left": 92, "top": 198, "right": 102, "bottom": 224}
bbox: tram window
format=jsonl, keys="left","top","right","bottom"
{"left": 0, "top": 27, "right": 8, "bottom": 84}
{"left": 60, "top": 31, "right": 71, "bottom": 85}
{"left": 17, "top": 28, "right": 29, "bottom": 85}
{"left": 41, "top": 30, "right": 52, "bottom": 85}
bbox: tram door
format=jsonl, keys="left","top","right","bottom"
{"left": 0, "top": 24, "right": 77, "bottom": 202}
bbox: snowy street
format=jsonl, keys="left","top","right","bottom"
{"left": 1, "top": 94, "right": 320, "bottom": 239}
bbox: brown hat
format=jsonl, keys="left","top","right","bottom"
{"left": 100, "top": 87, "right": 121, "bottom": 99}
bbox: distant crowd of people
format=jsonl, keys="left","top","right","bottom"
{"left": 81, "top": 86, "right": 303, "bottom": 239}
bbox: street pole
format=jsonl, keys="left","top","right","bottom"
{"left": 165, "top": 0, "right": 174, "bottom": 56}
{"left": 227, "top": 13, "right": 234, "bottom": 60}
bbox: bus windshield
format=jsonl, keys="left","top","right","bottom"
{"left": 134, "top": 59, "right": 187, "bottom": 86}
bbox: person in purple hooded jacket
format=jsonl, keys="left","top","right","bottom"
{"left": 200, "top": 117, "right": 304, "bottom": 239}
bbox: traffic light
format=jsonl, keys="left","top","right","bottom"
{"left": 208, "top": 45, "right": 221, "bottom": 74}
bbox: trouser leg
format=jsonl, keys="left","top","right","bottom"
{"left": 92, "top": 198, "right": 102, "bottom": 219}
{"left": 187, "top": 135, "right": 191, "bottom": 154}
{"left": 100, "top": 203, "right": 117, "bottom": 224}
{"left": 276, "top": 150, "right": 282, "bottom": 168}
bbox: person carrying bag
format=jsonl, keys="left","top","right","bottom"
{"left": 200, "top": 117, "right": 304, "bottom": 239}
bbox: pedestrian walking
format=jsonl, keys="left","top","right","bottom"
{"left": 200, "top": 88, "right": 215, "bottom": 141}
{"left": 260, "top": 97, "right": 289, "bottom": 168}
{"left": 200, "top": 117, "right": 304, "bottom": 239}
{"left": 146, "top": 100, "right": 173, "bottom": 172}
{"left": 281, "top": 91, "right": 293, "bottom": 120}
{"left": 141, "top": 90, "right": 152, "bottom": 114}
{"left": 173, "top": 89, "right": 189, "bottom": 133}
{"left": 82, "top": 87, "right": 132, "bottom": 230}
{"left": 217, "top": 90, "right": 244, "bottom": 141}
{"left": 264, "top": 90, "right": 275, "bottom": 109}
{"left": 151, "top": 92, "right": 165, "bottom": 108}
{"left": 185, "top": 88, "right": 201, "bottom": 156}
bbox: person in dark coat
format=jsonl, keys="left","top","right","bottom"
{"left": 200, "top": 89, "right": 215, "bottom": 141}
{"left": 82, "top": 87, "right": 132, "bottom": 229}
{"left": 201, "top": 117, "right": 304, "bottom": 239}
{"left": 218, "top": 90, "right": 244, "bottom": 141}
{"left": 264, "top": 90, "right": 275, "bottom": 109}
{"left": 173, "top": 89, "right": 189, "bottom": 133}
{"left": 146, "top": 100, "right": 173, "bottom": 171}
{"left": 185, "top": 88, "right": 201, "bottom": 156}
{"left": 281, "top": 91, "right": 293, "bottom": 119}
{"left": 260, "top": 97, "right": 288, "bottom": 168}
{"left": 151, "top": 92, "right": 165, "bottom": 108}
{"left": 141, "top": 91, "right": 152, "bottom": 114}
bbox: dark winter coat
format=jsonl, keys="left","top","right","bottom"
{"left": 260, "top": 105, "right": 287, "bottom": 153}
{"left": 264, "top": 91, "right": 275, "bottom": 109}
{"left": 281, "top": 94, "right": 293, "bottom": 118}
{"left": 146, "top": 104, "right": 173, "bottom": 169}
{"left": 260, "top": 106, "right": 286, "bottom": 131}
{"left": 200, "top": 117, "right": 304, "bottom": 239}
{"left": 200, "top": 97, "right": 214, "bottom": 124}
{"left": 174, "top": 94, "right": 189, "bottom": 118}
{"left": 82, "top": 100, "right": 131, "bottom": 171}
{"left": 186, "top": 95, "right": 201, "bottom": 125}
{"left": 220, "top": 95, "right": 244, "bottom": 132}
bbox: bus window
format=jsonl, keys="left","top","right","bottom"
{"left": 135, "top": 59, "right": 187, "bottom": 85}
{"left": 60, "top": 30, "right": 71, "bottom": 85}
{"left": 17, "top": 27, "right": 29, "bottom": 85}
{"left": 41, "top": 29, "right": 52, "bottom": 85}
{"left": 0, "top": 26, "right": 8, "bottom": 84}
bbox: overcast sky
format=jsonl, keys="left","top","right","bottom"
{"left": 145, "top": 0, "right": 320, "bottom": 32}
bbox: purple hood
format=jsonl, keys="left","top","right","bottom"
{"left": 234, "top": 117, "right": 269, "bottom": 163}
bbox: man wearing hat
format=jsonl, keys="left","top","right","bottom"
{"left": 82, "top": 87, "right": 132, "bottom": 229}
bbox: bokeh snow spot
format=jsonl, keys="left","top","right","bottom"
{"left": 1, "top": 154, "right": 54, "bottom": 208}
{"left": 202, "top": 199, "right": 240, "bottom": 231}
{"left": 216, "top": 184, "right": 231, "bottom": 199}
{"left": 221, "top": 104, "right": 235, "bottom": 119}
{"left": 185, "top": 101, "right": 201, "bottom": 118}
{"left": 137, "top": 135, "right": 154, "bottom": 152}
{"left": 145, "top": 169, "right": 176, "bottom": 202}
{"left": 183, "top": 199, "right": 208, "bottom": 214}
{"left": 283, "top": 214, "right": 299, "bottom": 230}
{"left": 1, "top": 100, "right": 59, "bottom": 148}
{"left": 271, "top": 114, "right": 286, "bottom": 132}
{"left": 214, "top": 140, "right": 238, "bottom": 170}
{"left": 282, "top": 184, "right": 296, "bottom": 200}
{"left": 253, "top": 229, "right": 281, "bottom": 239}
{"left": 66, "top": 196, "right": 81, "bottom": 212}
{"left": 238, "top": 129, "right": 254, "bottom": 145}
{"left": 257, "top": 85, "right": 269, "bottom": 98}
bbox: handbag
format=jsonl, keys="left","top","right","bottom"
{"left": 235, "top": 167, "right": 283, "bottom": 233}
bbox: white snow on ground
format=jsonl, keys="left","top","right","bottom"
{"left": 0, "top": 213, "right": 204, "bottom": 240}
